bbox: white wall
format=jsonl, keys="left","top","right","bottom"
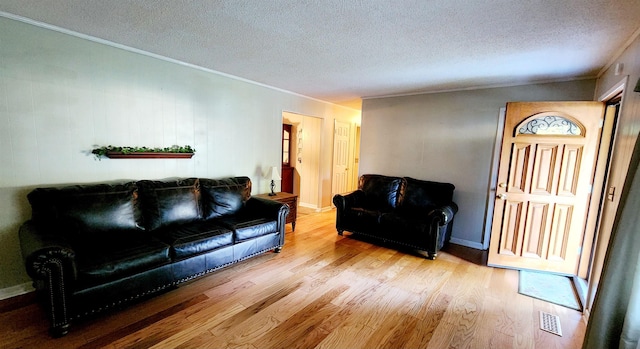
{"left": 0, "top": 16, "right": 360, "bottom": 294}
{"left": 360, "top": 80, "right": 596, "bottom": 249}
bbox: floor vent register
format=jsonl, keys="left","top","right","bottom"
{"left": 539, "top": 311, "right": 562, "bottom": 336}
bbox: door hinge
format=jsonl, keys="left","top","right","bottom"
{"left": 577, "top": 246, "right": 582, "bottom": 255}
{"left": 599, "top": 119, "right": 605, "bottom": 128}
{"left": 608, "top": 186, "right": 616, "bottom": 201}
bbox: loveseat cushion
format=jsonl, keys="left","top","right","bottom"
{"left": 400, "top": 177, "right": 455, "bottom": 215}
{"left": 200, "top": 177, "right": 251, "bottom": 219}
{"left": 379, "top": 214, "right": 430, "bottom": 245}
{"left": 75, "top": 234, "right": 171, "bottom": 288}
{"left": 154, "top": 221, "right": 234, "bottom": 260}
{"left": 138, "top": 178, "right": 202, "bottom": 231}
{"left": 27, "top": 181, "right": 144, "bottom": 234}
{"left": 359, "top": 174, "right": 405, "bottom": 210}
{"left": 217, "top": 216, "right": 278, "bottom": 242}
{"left": 340, "top": 207, "right": 385, "bottom": 234}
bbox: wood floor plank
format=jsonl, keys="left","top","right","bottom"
{"left": 257, "top": 284, "right": 349, "bottom": 349}
{"left": 0, "top": 209, "right": 587, "bottom": 349}
{"left": 150, "top": 302, "right": 247, "bottom": 348}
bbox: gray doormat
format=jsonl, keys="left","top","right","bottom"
{"left": 518, "top": 270, "right": 582, "bottom": 311}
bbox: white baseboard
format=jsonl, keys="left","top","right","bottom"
{"left": 449, "top": 237, "right": 485, "bottom": 250}
{"left": 0, "top": 282, "right": 34, "bottom": 301}
{"left": 299, "top": 203, "right": 334, "bottom": 213}
{"left": 299, "top": 202, "right": 319, "bottom": 210}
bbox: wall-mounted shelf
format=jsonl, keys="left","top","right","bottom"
{"left": 104, "top": 152, "right": 194, "bottom": 159}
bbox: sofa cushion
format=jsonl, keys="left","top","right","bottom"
{"left": 200, "top": 177, "right": 251, "bottom": 219}
{"left": 75, "top": 234, "right": 171, "bottom": 288}
{"left": 27, "top": 181, "right": 144, "bottom": 234}
{"left": 359, "top": 174, "right": 405, "bottom": 210}
{"left": 400, "top": 177, "right": 454, "bottom": 215}
{"left": 154, "top": 221, "right": 234, "bottom": 260}
{"left": 217, "top": 216, "right": 278, "bottom": 242}
{"left": 138, "top": 178, "right": 202, "bottom": 231}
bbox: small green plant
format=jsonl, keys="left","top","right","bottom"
{"left": 91, "top": 145, "right": 195, "bottom": 160}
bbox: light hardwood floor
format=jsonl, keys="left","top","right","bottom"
{"left": 0, "top": 209, "right": 585, "bottom": 349}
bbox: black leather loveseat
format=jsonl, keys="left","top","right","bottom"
{"left": 19, "top": 176, "right": 289, "bottom": 337}
{"left": 333, "top": 174, "right": 458, "bottom": 259}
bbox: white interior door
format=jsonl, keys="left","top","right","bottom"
{"left": 332, "top": 120, "right": 351, "bottom": 197}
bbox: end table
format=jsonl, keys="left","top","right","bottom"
{"left": 254, "top": 192, "right": 298, "bottom": 231}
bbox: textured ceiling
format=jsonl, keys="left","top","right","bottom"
{"left": 1, "top": 0, "right": 640, "bottom": 109}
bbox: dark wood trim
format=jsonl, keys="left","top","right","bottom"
{"left": 105, "top": 152, "right": 194, "bottom": 159}
{"left": 0, "top": 290, "right": 36, "bottom": 313}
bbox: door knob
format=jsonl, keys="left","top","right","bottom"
{"left": 498, "top": 182, "right": 507, "bottom": 188}
{"left": 497, "top": 193, "right": 507, "bottom": 200}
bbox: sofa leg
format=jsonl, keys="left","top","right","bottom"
{"left": 427, "top": 252, "right": 437, "bottom": 260}
{"left": 337, "top": 230, "right": 344, "bottom": 236}
{"left": 274, "top": 247, "right": 282, "bottom": 253}
{"left": 50, "top": 323, "right": 70, "bottom": 338}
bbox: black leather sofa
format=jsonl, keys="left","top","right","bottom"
{"left": 333, "top": 174, "right": 458, "bottom": 259}
{"left": 19, "top": 176, "right": 289, "bottom": 337}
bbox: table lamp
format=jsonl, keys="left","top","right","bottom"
{"left": 269, "top": 166, "right": 281, "bottom": 196}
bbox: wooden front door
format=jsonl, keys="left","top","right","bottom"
{"left": 488, "top": 101, "right": 604, "bottom": 274}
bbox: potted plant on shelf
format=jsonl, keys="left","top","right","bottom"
{"left": 91, "top": 145, "right": 196, "bottom": 160}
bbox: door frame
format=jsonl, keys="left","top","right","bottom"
{"left": 482, "top": 107, "right": 506, "bottom": 249}
{"left": 577, "top": 81, "right": 624, "bottom": 278}
{"left": 581, "top": 77, "right": 628, "bottom": 315}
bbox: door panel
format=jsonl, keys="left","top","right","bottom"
{"left": 558, "top": 145, "right": 582, "bottom": 196}
{"left": 488, "top": 101, "right": 604, "bottom": 274}
{"left": 531, "top": 144, "right": 558, "bottom": 195}
{"left": 509, "top": 144, "right": 531, "bottom": 193}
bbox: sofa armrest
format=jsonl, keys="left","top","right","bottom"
{"left": 244, "top": 197, "right": 290, "bottom": 248}
{"left": 427, "top": 202, "right": 459, "bottom": 226}
{"left": 245, "top": 197, "right": 290, "bottom": 219}
{"left": 19, "top": 220, "right": 77, "bottom": 337}
{"left": 333, "top": 190, "right": 366, "bottom": 211}
{"left": 19, "top": 221, "right": 77, "bottom": 281}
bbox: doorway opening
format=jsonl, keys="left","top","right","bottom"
{"left": 574, "top": 95, "right": 620, "bottom": 306}
{"left": 577, "top": 78, "right": 628, "bottom": 314}
{"left": 282, "top": 112, "right": 323, "bottom": 210}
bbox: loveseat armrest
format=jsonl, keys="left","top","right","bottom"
{"left": 19, "top": 220, "right": 77, "bottom": 337}
{"left": 332, "top": 190, "right": 366, "bottom": 211}
{"left": 427, "top": 202, "right": 459, "bottom": 226}
{"left": 424, "top": 202, "right": 458, "bottom": 260}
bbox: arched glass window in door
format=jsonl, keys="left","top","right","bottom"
{"left": 516, "top": 113, "right": 583, "bottom": 136}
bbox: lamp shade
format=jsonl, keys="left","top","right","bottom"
{"left": 270, "top": 166, "right": 281, "bottom": 181}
